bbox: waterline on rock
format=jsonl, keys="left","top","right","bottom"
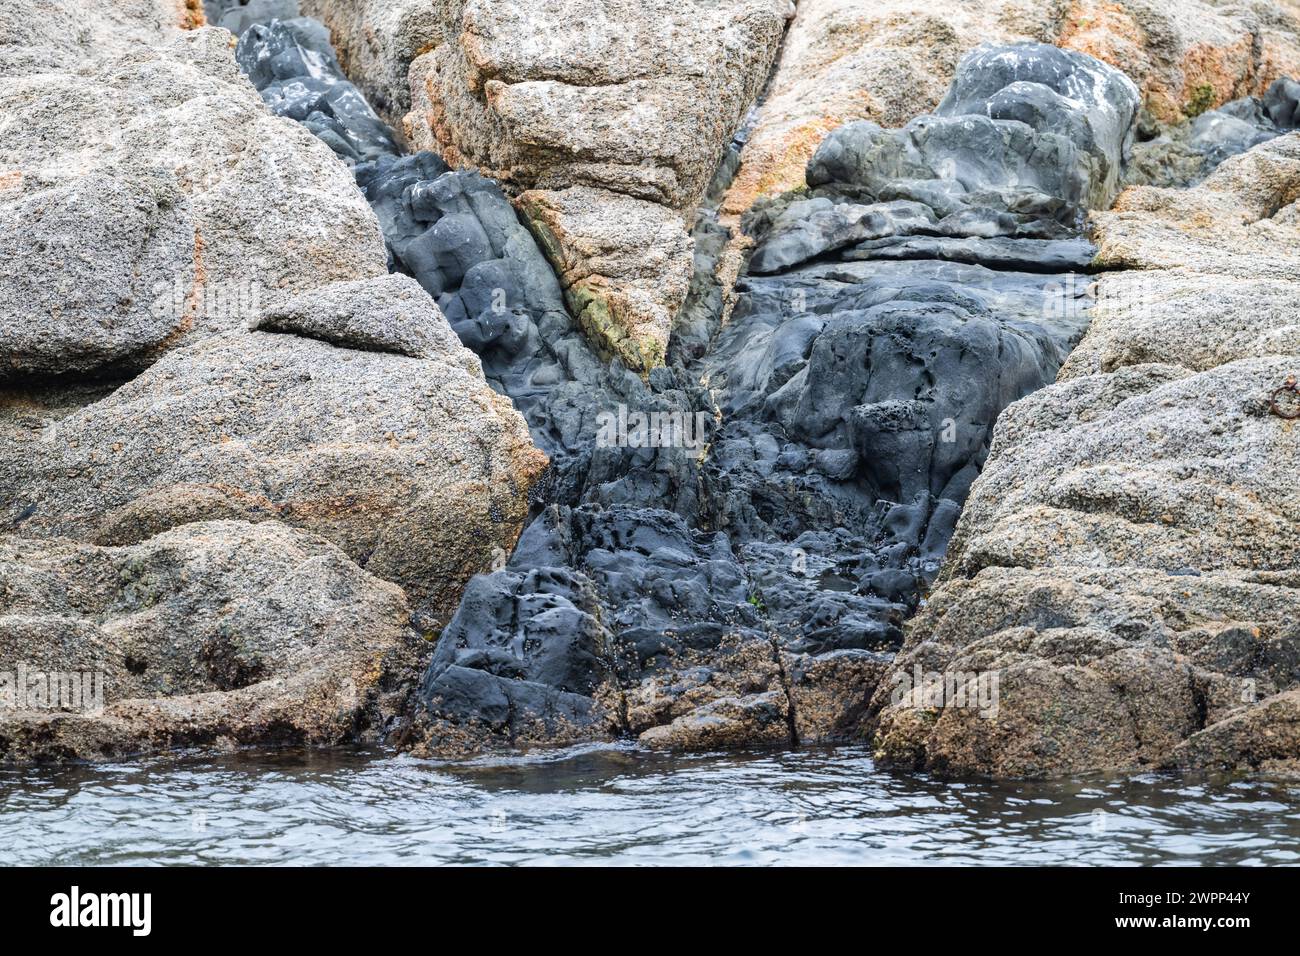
{"left": 3, "top": 746, "right": 1299, "bottom": 865}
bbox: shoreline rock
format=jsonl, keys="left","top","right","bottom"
{"left": 0, "top": 520, "right": 421, "bottom": 765}
{"left": 413, "top": 42, "right": 1138, "bottom": 758}
{"left": 725, "top": 0, "right": 1300, "bottom": 218}
{"left": 0, "top": 24, "right": 388, "bottom": 380}
{"left": 7, "top": 0, "right": 1299, "bottom": 773}
{"left": 1, "top": 5, "right": 547, "bottom": 762}
{"left": 869, "top": 133, "right": 1300, "bottom": 777}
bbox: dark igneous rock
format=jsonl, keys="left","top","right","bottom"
{"left": 698, "top": 260, "right": 1090, "bottom": 618}
{"left": 748, "top": 42, "right": 1139, "bottom": 275}
{"left": 353, "top": 154, "right": 699, "bottom": 502}
{"left": 416, "top": 44, "right": 1126, "bottom": 752}
{"left": 220, "top": 20, "right": 1148, "bottom": 754}
{"left": 230, "top": 13, "right": 399, "bottom": 164}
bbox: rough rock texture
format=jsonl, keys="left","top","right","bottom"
{"left": 351, "top": 151, "right": 655, "bottom": 473}
{"left": 1172, "top": 687, "right": 1300, "bottom": 773}
{"left": 1, "top": 305, "right": 546, "bottom": 619}
{"left": 401, "top": 0, "right": 792, "bottom": 209}
{"left": 0, "top": 521, "right": 420, "bottom": 764}
{"left": 251, "top": 273, "right": 478, "bottom": 368}
{"left": 726, "top": 0, "right": 1300, "bottom": 215}
{"left": 1093, "top": 129, "right": 1300, "bottom": 275}
{"left": 638, "top": 691, "right": 790, "bottom": 749}
{"left": 869, "top": 133, "right": 1300, "bottom": 776}
{"left": 411, "top": 44, "right": 1129, "bottom": 757}
{"left": 297, "top": 0, "right": 442, "bottom": 127}
{"left": 233, "top": 14, "right": 401, "bottom": 163}
{"left": 202, "top": 5, "right": 1300, "bottom": 768}
{"left": 872, "top": 566, "right": 1300, "bottom": 777}
{"left": 723, "top": 0, "right": 1061, "bottom": 215}
{"left": 522, "top": 187, "right": 692, "bottom": 370}
{"left": 747, "top": 42, "right": 1139, "bottom": 275}
{"left": 1060, "top": 272, "right": 1300, "bottom": 377}
{"left": 1, "top": 4, "right": 550, "bottom": 761}
{"left": 1058, "top": 0, "right": 1300, "bottom": 126}
{"left": 0, "top": 0, "right": 202, "bottom": 77}
{"left": 1124, "top": 76, "right": 1300, "bottom": 186}
{"left": 384, "top": 0, "right": 794, "bottom": 371}
{"left": 0, "top": 23, "right": 386, "bottom": 378}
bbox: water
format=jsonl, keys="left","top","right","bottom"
{"left": 3, "top": 745, "right": 1298, "bottom": 866}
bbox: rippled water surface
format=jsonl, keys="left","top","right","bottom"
{"left": 2, "top": 745, "right": 1297, "bottom": 865}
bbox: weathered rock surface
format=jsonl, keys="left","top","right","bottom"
{"left": 0, "top": 520, "right": 420, "bottom": 764}
{"left": 869, "top": 133, "right": 1300, "bottom": 776}
{"left": 291, "top": 0, "right": 796, "bottom": 371}
{"left": 724, "top": 0, "right": 1059, "bottom": 215}
{"left": 683, "top": 46, "right": 1124, "bottom": 675}
{"left": 942, "top": 357, "right": 1298, "bottom": 578}
{"left": 1124, "top": 76, "right": 1300, "bottom": 187}
{"left": 0, "top": 22, "right": 387, "bottom": 378}
{"left": 233, "top": 14, "right": 401, "bottom": 163}
{"left": 1058, "top": 0, "right": 1300, "bottom": 126}
{"left": 352, "top": 152, "right": 656, "bottom": 473}
{"left": 0, "top": 0, "right": 202, "bottom": 77}
{"left": 1, "top": 302, "right": 546, "bottom": 619}
{"left": 1172, "top": 686, "right": 1300, "bottom": 773}
{"left": 726, "top": 0, "right": 1300, "bottom": 215}
{"left": 1060, "top": 272, "right": 1300, "bottom": 378}
{"left": 297, "top": 0, "right": 442, "bottom": 127}
{"left": 872, "top": 565, "right": 1300, "bottom": 777}
{"left": 522, "top": 187, "right": 691, "bottom": 370}
{"left": 401, "top": 0, "right": 792, "bottom": 209}
{"left": 0, "top": 168, "right": 194, "bottom": 379}
{"left": 1, "top": 4, "right": 551, "bottom": 761}
{"left": 1093, "top": 130, "right": 1300, "bottom": 276}
{"left": 196, "top": 5, "right": 1300, "bottom": 770}
{"left": 412, "top": 44, "right": 1130, "bottom": 757}
{"left": 638, "top": 691, "right": 790, "bottom": 749}
{"left": 251, "top": 273, "right": 478, "bottom": 370}
{"left": 746, "top": 42, "right": 1138, "bottom": 281}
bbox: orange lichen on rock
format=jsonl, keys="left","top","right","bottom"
{"left": 723, "top": 114, "right": 846, "bottom": 216}
{"left": 1179, "top": 38, "right": 1257, "bottom": 111}
{"left": 180, "top": 0, "right": 205, "bottom": 29}
{"left": 1058, "top": 0, "right": 1300, "bottom": 123}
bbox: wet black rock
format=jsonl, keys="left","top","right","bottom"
{"left": 814, "top": 45, "right": 1136, "bottom": 209}
{"left": 417, "top": 503, "right": 774, "bottom": 750}
{"left": 352, "top": 152, "right": 713, "bottom": 513}
{"left": 843, "top": 235, "right": 1096, "bottom": 272}
{"left": 698, "top": 260, "right": 1089, "bottom": 623}
{"left": 748, "top": 43, "right": 1138, "bottom": 276}
{"left": 381, "top": 43, "right": 1119, "bottom": 751}
{"left": 1265, "top": 76, "right": 1300, "bottom": 128}
{"left": 680, "top": 43, "right": 1126, "bottom": 666}
{"left": 418, "top": 555, "right": 616, "bottom": 748}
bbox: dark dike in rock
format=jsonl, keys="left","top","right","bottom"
{"left": 213, "top": 9, "right": 1262, "bottom": 752}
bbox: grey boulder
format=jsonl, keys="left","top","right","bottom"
{"left": 0, "top": 24, "right": 388, "bottom": 379}
{"left": 0, "top": 520, "right": 420, "bottom": 764}
{"left": 2, "top": 279, "right": 548, "bottom": 623}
